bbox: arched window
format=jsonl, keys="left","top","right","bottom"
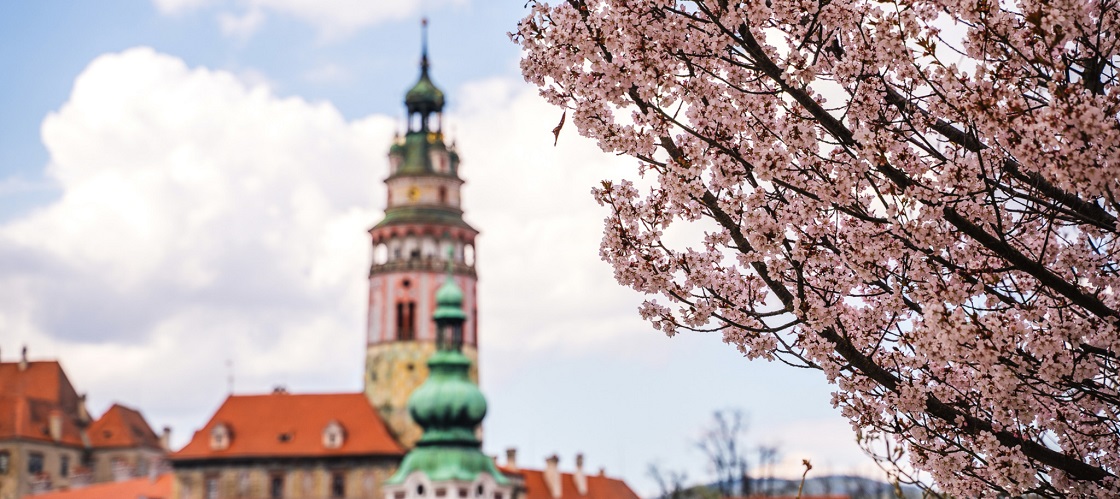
{"left": 397, "top": 301, "right": 416, "bottom": 341}
{"left": 438, "top": 186, "right": 447, "bottom": 204}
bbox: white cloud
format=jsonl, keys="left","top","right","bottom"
{"left": 0, "top": 46, "right": 648, "bottom": 445}
{"left": 153, "top": 0, "right": 465, "bottom": 39}
{"left": 218, "top": 8, "right": 266, "bottom": 38}
{"left": 152, "top": 0, "right": 217, "bottom": 14}
{"left": 453, "top": 78, "right": 645, "bottom": 356}
{"left": 0, "top": 47, "right": 394, "bottom": 438}
{"left": 303, "top": 63, "right": 351, "bottom": 84}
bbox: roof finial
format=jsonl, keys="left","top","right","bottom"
{"left": 420, "top": 17, "right": 430, "bottom": 75}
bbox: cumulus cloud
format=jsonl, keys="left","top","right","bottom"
{"left": 153, "top": 0, "right": 463, "bottom": 39}
{"left": 0, "top": 47, "right": 393, "bottom": 435}
{"left": 453, "top": 78, "right": 645, "bottom": 353}
{"left": 0, "top": 46, "right": 648, "bottom": 445}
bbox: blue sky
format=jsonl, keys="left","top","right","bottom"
{"left": 0, "top": 1, "right": 883, "bottom": 494}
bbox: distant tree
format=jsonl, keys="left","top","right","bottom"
{"left": 696, "top": 410, "right": 751, "bottom": 497}
{"left": 649, "top": 463, "right": 692, "bottom": 499}
{"left": 515, "top": 0, "right": 1120, "bottom": 496}
{"left": 755, "top": 446, "right": 779, "bottom": 497}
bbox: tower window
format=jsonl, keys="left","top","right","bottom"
{"left": 397, "top": 301, "right": 416, "bottom": 340}
{"left": 439, "top": 186, "right": 447, "bottom": 204}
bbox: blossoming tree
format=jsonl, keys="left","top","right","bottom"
{"left": 513, "top": 0, "right": 1119, "bottom": 496}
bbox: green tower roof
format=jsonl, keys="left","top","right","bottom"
{"left": 405, "top": 68, "right": 445, "bottom": 112}
{"left": 404, "top": 19, "right": 445, "bottom": 116}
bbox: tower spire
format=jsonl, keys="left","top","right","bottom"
{"left": 420, "top": 17, "right": 430, "bottom": 75}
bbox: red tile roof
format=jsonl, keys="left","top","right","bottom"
{"left": 172, "top": 392, "right": 404, "bottom": 460}
{"left": 88, "top": 403, "right": 162, "bottom": 450}
{"left": 0, "top": 361, "right": 86, "bottom": 446}
{"left": 727, "top": 496, "right": 850, "bottom": 499}
{"left": 32, "top": 473, "right": 172, "bottom": 499}
{"left": 512, "top": 468, "right": 640, "bottom": 499}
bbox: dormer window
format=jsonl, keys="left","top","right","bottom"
{"left": 322, "top": 421, "right": 345, "bottom": 449}
{"left": 210, "top": 423, "right": 231, "bottom": 451}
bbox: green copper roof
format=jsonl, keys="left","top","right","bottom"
{"left": 408, "top": 350, "right": 485, "bottom": 441}
{"left": 392, "top": 132, "right": 452, "bottom": 176}
{"left": 373, "top": 206, "right": 475, "bottom": 231}
{"left": 387, "top": 446, "right": 509, "bottom": 485}
{"left": 405, "top": 69, "right": 445, "bottom": 112}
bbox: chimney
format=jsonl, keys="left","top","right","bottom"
{"left": 544, "top": 455, "right": 562, "bottom": 499}
{"left": 161, "top": 426, "right": 172, "bottom": 451}
{"left": 574, "top": 453, "right": 587, "bottom": 495}
{"left": 49, "top": 411, "right": 63, "bottom": 441}
{"left": 77, "top": 394, "right": 91, "bottom": 424}
{"left": 19, "top": 345, "right": 28, "bottom": 371}
{"left": 505, "top": 448, "right": 518, "bottom": 470}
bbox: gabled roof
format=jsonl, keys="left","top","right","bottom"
{"left": 0, "top": 361, "right": 78, "bottom": 406}
{"left": 0, "top": 361, "right": 86, "bottom": 446}
{"left": 32, "top": 473, "right": 172, "bottom": 499}
{"left": 172, "top": 392, "right": 404, "bottom": 461}
{"left": 511, "top": 468, "right": 641, "bottom": 499}
{"left": 88, "top": 403, "right": 161, "bottom": 450}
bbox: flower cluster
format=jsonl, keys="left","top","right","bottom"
{"left": 515, "top": 0, "right": 1120, "bottom": 496}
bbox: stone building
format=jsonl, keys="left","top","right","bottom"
{"left": 0, "top": 348, "right": 165, "bottom": 499}
{"left": 169, "top": 391, "right": 403, "bottom": 499}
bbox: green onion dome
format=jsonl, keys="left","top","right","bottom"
{"left": 407, "top": 349, "right": 487, "bottom": 445}
{"left": 405, "top": 67, "right": 445, "bottom": 114}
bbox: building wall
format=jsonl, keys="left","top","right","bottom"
{"left": 173, "top": 459, "right": 397, "bottom": 499}
{"left": 367, "top": 269, "right": 478, "bottom": 346}
{"left": 0, "top": 441, "right": 85, "bottom": 499}
{"left": 364, "top": 342, "right": 478, "bottom": 449}
{"left": 90, "top": 447, "right": 166, "bottom": 483}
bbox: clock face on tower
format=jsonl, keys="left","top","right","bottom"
{"left": 407, "top": 185, "right": 420, "bottom": 202}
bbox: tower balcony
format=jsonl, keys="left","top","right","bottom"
{"left": 370, "top": 255, "right": 476, "bottom": 277}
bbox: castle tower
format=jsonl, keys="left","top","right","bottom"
{"left": 365, "top": 21, "right": 479, "bottom": 449}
